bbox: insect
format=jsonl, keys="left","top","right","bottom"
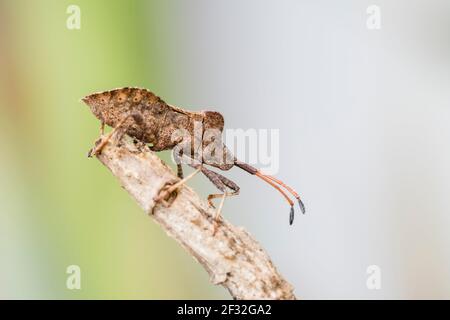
{"left": 82, "top": 87, "right": 305, "bottom": 225}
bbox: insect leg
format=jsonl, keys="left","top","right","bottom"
{"left": 172, "top": 149, "right": 184, "bottom": 179}
{"left": 88, "top": 124, "right": 120, "bottom": 157}
{"left": 88, "top": 113, "right": 142, "bottom": 157}
{"left": 200, "top": 168, "right": 226, "bottom": 208}
{"left": 193, "top": 165, "right": 240, "bottom": 235}
{"left": 176, "top": 164, "right": 184, "bottom": 179}
{"left": 177, "top": 154, "right": 240, "bottom": 209}
{"left": 216, "top": 173, "right": 240, "bottom": 196}
{"left": 100, "top": 121, "right": 105, "bottom": 135}
{"left": 202, "top": 169, "right": 240, "bottom": 207}
{"left": 154, "top": 166, "right": 202, "bottom": 202}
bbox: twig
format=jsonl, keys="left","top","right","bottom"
{"left": 94, "top": 136, "right": 296, "bottom": 300}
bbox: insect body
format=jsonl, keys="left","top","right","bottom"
{"left": 83, "top": 87, "right": 305, "bottom": 225}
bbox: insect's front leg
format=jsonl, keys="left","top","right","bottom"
{"left": 176, "top": 164, "right": 183, "bottom": 179}
{"left": 154, "top": 166, "right": 202, "bottom": 203}
{"left": 88, "top": 126, "right": 119, "bottom": 157}
{"left": 88, "top": 113, "right": 142, "bottom": 157}
{"left": 154, "top": 145, "right": 202, "bottom": 204}
{"left": 100, "top": 121, "right": 105, "bottom": 135}
{"left": 172, "top": 148, "right": 184, "bottom": 179}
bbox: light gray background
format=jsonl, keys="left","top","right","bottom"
{"left": 154, "top": 0, "right": 450, "bottom": 298}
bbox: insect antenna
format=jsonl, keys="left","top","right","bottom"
{"left": 261, "top": 175, "right": 305, "bottom": 215}
{"left": 234, "top": 160, "right": 304, "bottom": 225}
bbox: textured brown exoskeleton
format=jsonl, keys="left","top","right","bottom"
{"left": 82, "top": 87, "right": 305, "bottom": 225}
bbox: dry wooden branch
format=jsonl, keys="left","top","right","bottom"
{"left": 94, "top": 136, "right": 296, "bottom": 300}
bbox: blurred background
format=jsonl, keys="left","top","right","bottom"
{"left": 1, "top": 0, "right": 450, "bottom": 299}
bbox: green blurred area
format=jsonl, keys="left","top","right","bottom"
{"left": 0, "top": 0, "right": 227, "bottom": 299}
